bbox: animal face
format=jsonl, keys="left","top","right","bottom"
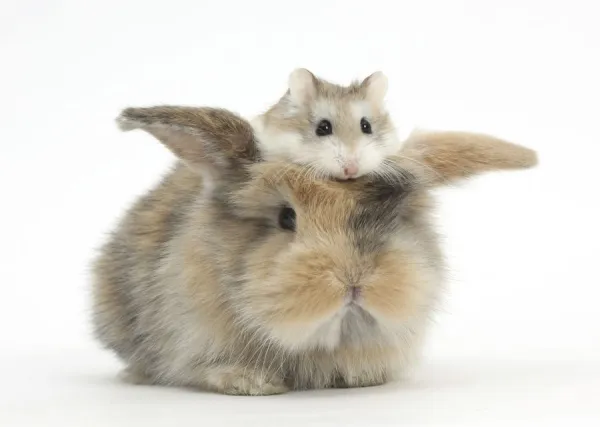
{"left": 228, "top": 163, "right": 440, "bottom": 351}
{"left": 252, "top": 69, "right": 402, "bottom": 180}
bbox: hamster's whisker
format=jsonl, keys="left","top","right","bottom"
{"left": 372, "top": 163, "right": 399, "bottom": 185}
{"left": 269, "top": 162, "right": 296, "bottom": 185}
{"left": 384, "top": 155, "right": 447, "bottom": 185}
{"left": 306, "top": 162, "right": 324, "bottom": 182}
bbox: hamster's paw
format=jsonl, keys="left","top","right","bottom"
{"left": 204, "top": 366, "right": 288, "bottom": 396}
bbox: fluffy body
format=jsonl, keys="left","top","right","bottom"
{"left": 92, "top": 105, "right": 538, "bottom": 395}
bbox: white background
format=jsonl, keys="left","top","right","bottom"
{"left": 1, "top": 0, "right": 599, "bottom": 425}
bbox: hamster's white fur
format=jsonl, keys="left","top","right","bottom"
{"left": 251, "top": 69, "right": 403, "bottom": 180}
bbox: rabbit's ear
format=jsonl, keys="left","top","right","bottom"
{"left": 116, "top": 106, "right": 259, "bottom": 180}
{"left": 398, "top": 130, "right": 538, "bottom": 186}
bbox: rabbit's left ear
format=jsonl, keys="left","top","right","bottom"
{"left": 396, "top": 130, "right": 538, "bottom": 186}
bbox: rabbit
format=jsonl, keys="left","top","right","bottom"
{"left": 91, "top": 105, "right": 538, "bottom": 395}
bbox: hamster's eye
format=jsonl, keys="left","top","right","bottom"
{"left": 360, "top": 118, "right": 372, "bottom": 134}
{"left": 316, "top": 119, "right": 333, "bottom": 137}
{"left": 278, "top": 207, "right": 296, "bottom": 231}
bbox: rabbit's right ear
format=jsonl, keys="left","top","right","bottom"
{"left": 117, "top": 106, "right": 260, "bottom": 180}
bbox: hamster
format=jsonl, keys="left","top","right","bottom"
{"left": 250, "top": 68, "right": 402, "bottom": 180}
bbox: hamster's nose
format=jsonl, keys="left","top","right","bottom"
{"left": 343, "top": 161, "right": 359, "bottom": 178}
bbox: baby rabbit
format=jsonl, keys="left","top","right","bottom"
{"left": 91, "top": 105, "right": 537, "bottom": 395}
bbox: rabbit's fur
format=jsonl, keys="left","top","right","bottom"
{"left": 92, "top": 106, "right": 537, "bottom": 395}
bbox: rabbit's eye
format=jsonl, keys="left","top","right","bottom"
{"left": 278, "top": 207, "right": 296, "bottom": 231}
{"left": 316, "top": 119, "right": 333, "bottom": 137}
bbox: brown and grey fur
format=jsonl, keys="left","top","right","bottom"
{"left": 251, "top": 69, "right": 401, "bottom": 180}
{"left": 91, "top": 105, "right": 538, "bottom": 395}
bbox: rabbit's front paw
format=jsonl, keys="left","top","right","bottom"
{"left": 204, "top": 366, "right": 288, "bottom": 396}
{"left": 333, "top": 372, "right": 386, "bottom": 389}
{"left": 119, "top": 365, "right": 154, "bottom": 385}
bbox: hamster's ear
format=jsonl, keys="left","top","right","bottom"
{"left": 361, "top": 71, "right": 388, "bottom": 103}
{"left": 398, "top": 130, "right": 538, "bottom": 186}
{"left": 117, "top": 106, "right": 259, "bottom": 181}
{"left": 288, "top": 68, "right": 317, "bottom": 105}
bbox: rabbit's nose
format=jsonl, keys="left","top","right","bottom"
{"left": 349, "top": 286, "right": 361, "bottom": 301}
